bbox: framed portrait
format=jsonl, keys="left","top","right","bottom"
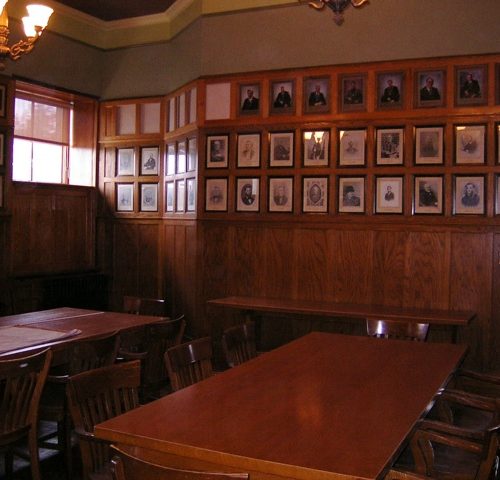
{"left": 0, "top": 133, "right": 4, "bottom": 166}
{"left": 270, "top": 80, "right": 294, "bottom": 115}
{"left": 303, "top": 76, "right": 330, "bottom": 114}
{"left": 140, "top": 183, "right": 158, "bottom": 212}
{"left": 0, "top": 85, "right": 6, "bottom": 118}
{"left": 117, "top": 148, "right": 135, "bottom": 176}
{"left": 239, "top": 83, "right": 260, "bottom": 115}
{"left": 303, "top": 176, "right": 328, "bottom": 213}
{"left": 338, "top": 177, "right": 365, "bottom": 213}
{"left": 187, "top": 137, "right": 197, "bottom": 171}
{"left": 269, "top": 131, "right": 294, "bottom": 167}
{"left": 414, "top": 126, "right": 444, "bottom": 165}
{"left": 186, "top": 177, "right": 196, "bottom": 212}
{"left": 303, "top": 130, "right": 329, "bottom": 167}
{"left": 237, "top": 133, "right": 260, "bottom": 168}
{"left": 205, "top": 177, "right": 228, "bottom": 212}
{"left": 116, "top": 183, "right": 134, "bottom": 212}
{"left": 455, "top": 65, "right": 488, "bottom": 107}
{"left": 177, "top": 140, "right": 186, "bottom": 173}
{"left": 338, "top": 129, "right": 366, "bottom": 166}
{"left": 414, "top": 176, "right": 443, "bottom": 215}
{"left": 206, "top": 134, "right": 228, "bottom": 168}
{"left": 340, "top": 74, "right": 366, "bottom": 112}
{"left": 376, "top": 127, "right": 404, "bottom": 165}
{"left": 268, "top": 177, "right": 293, "bottom": 213}
{"left": 175, "top": 179, "right": 185, "bottom": 212}
{"left": 377, "top": 71, "right": 404, "bottom": 110}
{"left": 454, "top": 124, "right": 486, "bottom": 164}
{"left": 236, "top": 177, "right": 260, "bottom": 212}
{"left": 415, "top": 69, "right": 445, "bottom": 108}
{"left": 140, "top": 146, "right": 159, "bottom": 175}
{"left": 165, "top": 181, "right": 174, "bottom": 212}
{"left": 454, "top": 175, "right": 485, "bottom": 215}
{"left": 375, "top": 176, "right": 403, "bottom": 214}
{"left": 166, "top": 143, "right": 176, "bottom": 176}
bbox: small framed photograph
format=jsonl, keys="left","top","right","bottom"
{"left": 117, "top": 148, "right": 135, "bottom": 176}
{"left": 186, "top": 177, "right": 196, "bottom": 212}
{"left": 140, "top": 183, "right": 158, "bottom": 212}
{"left": 0, "top": 85, "right": 6, "bottom": 118}
{"left": 340, "top": 74, "right": 366, "bottom": 112}
{"left": 414, "top": 176, "right": 443, "bottom": 215}
{"left": 177, "top": 140, "right": 187, "bottom": 173}
{"left": 116, "top": 183, "right": 134, "bottom": 212}
{"left": 338, "top": 129, "right": 366, "bottom": 166}
{"left": 205, "top": 177, "right": 228, "bottom": 212}
{"left": 0, "top": 133, "right": 4, "bottom": 166}
{"left": 303, "top": 176, "right": 328, "bottom": 213}
{"left": 454, "top": 175, "right": 485, "bottom": 215}
{"left": 237, "top": 133, "right": 260, "bottom": 168}
{"left": 303, "top": 130, "right": 329, "bottom": 167}
{"left": 268, "top": 177, "right": 294, "bottom": 213}
{"left": 375, "top": 176, "right": 403, "bottom": 214}
{"left": 376, "top": 127, "right": 404, "bottom": 165}
{"left": 269, "top": 131, "right": 294, "bottom": 167}
{"left": 239, "top": 83, "right": 260, "bottom": 115}
{"left": 338, "top": 177, "right": 365, "bottom": 213}
{"left": 415, "top": 69, "right": 445, "bottom": 108}
{"left": 455, "top": 124, "right": 486, "bottom": 164}
{"left": 165, "top": 181, "right": 174, "bottom": 212}
{"left": 175, "top": 179, "right": 185, "bottom": 212}
{"left": 166, "top": 143, "right": 176, "bottom": 175}
{"left": 140, "top": 146, "right": 159, "bottom": 175}
{"left": 206, "top": 135, "right": 229, "bottom": 168}
{"left": 455, "top": 65, "right": 488, "bottom": 107}
{"left": 270, "top": 80, "right": 294, "bottom": 115}
{"left": 187, "top": 137, "right": 197, "bottom": 171}
{"left": 236, "top": 177, "right": 260, "bottom": 212}
{"left": 304, "top": 76, "right": 330, "bottom": 114}
{"left": 377, "top": 71, "right": 404, "bottom": 109}
{"left": 415, "top": 126, "right": 444, "bottom": 165}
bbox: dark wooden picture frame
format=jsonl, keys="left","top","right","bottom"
{"left": 455, "top": 65, "right": 488, "bottom": 107}
{"left": 376, "top": 127, "right": 404, "bottom": 165}
{"left": 375, "top": 176, "right": 404, "bottom": 214}
{"left": 206, "top": 134, "right": 229, "bottom": 169}
{"left": 268, "top": 177, "right": 294, "bottom": 213}
{"left": 415, "top": 69, "right": 445, "bottom": 108}
{"left": 237, "top": 133, "right": 260, "bottom": 168}
{"left": 116, "top": 183, "right": 134, "bottom": 212}
{"left": 338, "top": 176, "right": 365, "bottom": 213}
{"left": 414, "top": 126, "right": 444, "bottom": 165}
{"left": 270, "top": 80, "right": 294, "bottom": 115}
{"left": 236, "top": 177, "right": 260, "bottom": 212}
{"left": 454, "top": 124, "right": 486, "bottom": 165}
{"left": 302, "top": 176, "right": 328, "bottom": 213}
{"left": 205, "top": 177, "right": 228, "bottom": 212}
{"left": 140, "top": 183, "right": 158, "bottom": 212}
{"left": 414, "top": 175, "right": 443, "bottom": 215}
{"left": 338, "top": 128, "right": 366, "bottom": 166}
{"left": 340, "top": 74, "right": 366, "bottom": 112}
{"left": 377, "top": 71, "right": 404, "bottom": 110}
{"left": 269, "top": 131, "right": 294, "bottom": 167}
{"left": 304, "top": 76, "right": 330, "bottom": 114}
{"left": 302, "top": 129, "right": 329, "bottom": 167}
{"left": 239, "top": 83, "right": 260, "bottom": 115}
{"left": 453, "top": 175, "right": 485, "bottom": 215}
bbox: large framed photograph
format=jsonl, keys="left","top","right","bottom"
{"left": 187, "top": 137, "right": 197, "bottom": 172}
{"left": 236, "top": 177, "right": 260, "bottom": 212}
{"left": 303, "top": 130, "right": 329, "bottom": 167}
{"left": 415, "top": 69, "right": 445, "bottom": 108}
{"left": 177, "top": 140, "right": 186, "bottom": 173}
{"left": 455, "top": 65, "right": 488, "bottom": 107}
{"left": 140, "top": 146, "right": 159, "bottom": 175}
{"left": 338, "top": 128, "right": 366, "bottom": 166}
{"left": 414, "top": 176, "right": 443, "bottom": 215}
{"left": 117, "top": 148, "right": 135, "bottom": 176}
{"left": 376, "top": 127, "right": 404, "bottom": 165}
{"left": 303, "top": 176, "right": 328, "bottom": 213}
{"left": 239, "top": 83, "right": 260, "bottom": 115}
{"left": 304, "top": 76, "right": 330, "bottom": 114}
{"left": 454, "top": 124, "right": 486, "bottom": 164}
{"left": 270, "top": 80, "right": 294, "bottom": 115}
{"left": 375, "top": 176, "right": 403, "bottom": 214}
{"left": 414, "top": 126, "right": 444, "bottom": 165}
{"left": 237, "top": 133, "right": 260, "bottom": 168}
{"left": 165, "top": 181, "right": 174, "bottom": 212}
{"left": 454, "top": 175, "right": 485, "bottom": 215}
{"left": 175, "top": 179, "right": 185, "bottom": 212}
{"left": 269, "top": 131, "right": 294, "bottom": 167}
{"left": 116, "top": 183, "right": 134, "bottom": 212}
{"left": 377, "top": 71, "right": 403, "bottom": 109}
{"left": 340, "top": 74, "right": 366, "bottom": 112}
{"left": 166, "top": 143, "right": 176, "bottom": 175}
{"left": 206, "top": 134, "right": 229, "bottom": 168}
{"left": 338, "top": 177, "right": 365, "bottom": 213}
{"left": 186, "top": 177, "right": 196, "bottom": 212}
{"left": 140, "top": 183, "right": 158, "bottom": 212}
{"left": 205, "top": 177, "right": 228, "bottom": 212}
{"left": 268, "top": 177, "right": 293, "bottom": 213}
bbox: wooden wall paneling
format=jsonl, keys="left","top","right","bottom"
{"left": 137, "top": 222, "right": 162, "bottom": 298}
{"left": 112, "top": 222, "right": 140, "bottom": 301}
{"left": 163, "top": 223, "right": 176, "bottom": 315}
{"left": 491, "top": 234, "right": 500, "bottom": 370}
{"left": 183, "top": 223, "right": 199, "bottom": 329}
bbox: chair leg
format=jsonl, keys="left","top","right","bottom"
{"left": 63, "top": 414, "right": 73, "bottom": 479}
{"left": 28, "top": 426, "right": 42, "bottom": 480}
{"left": 5, "top": 449, "right": 14, "bottom": 478}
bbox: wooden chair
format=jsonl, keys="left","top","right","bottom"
{"left": 366, "top": 319, "right": 430, "bottom": 341}
{"left": 164, "top": 337, "right": 214, "bottom": 392}
{"left": 110, "top": 446, "right": 249, "bottom": 480}
{"left": 385, "top": 470, "right": 432, "bottom": 480}
{"left": 221, "top": 322, "right": 257, "bottom": 368}
{"left": 123, "top": 296, "right": 168, "bottom": 317}
{"left": 0, "top": 348, "right": 52, "bottom": 480}
{"left": 66, "top": 360, "right": 141, "bottom": 480}
{"left": 38, "top": 332, "right": 120, "bottom": 478}
{"left": 448, "top": 368, "right": 500, "bottom": 398}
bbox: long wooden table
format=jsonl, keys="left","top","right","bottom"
{"left": 95, "top": 332, "right": 467, "bottom": 480}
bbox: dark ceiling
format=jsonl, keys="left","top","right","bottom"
{"left": 55, "top": 0, "right": 178, "bottom": 21}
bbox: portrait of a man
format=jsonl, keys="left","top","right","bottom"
{"left": 304, "top": 77, "right": 330, "bottom": 113}
{"left": 239, "top": 84, "right": 260, "bottom": 114}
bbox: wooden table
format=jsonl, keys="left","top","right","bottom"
{"left": 95, "top": 332, "right": 467, "bottom": 480}
{"left": 208, "top": 296, "right": 475, "bottom": 344}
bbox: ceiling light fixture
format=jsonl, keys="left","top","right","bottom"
{"left": 307, "top": 0, "right": 369, "bottom": 25}
{"left": 0, "top": 1, "right": 53, "bottom": 70}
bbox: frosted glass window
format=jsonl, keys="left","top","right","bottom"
{"left": 117, "top": 104, "right": 136, "bottom": 135}
{"left": 32, "top": 142, "right": 64, "bottom": 183}
{"left": 178, "top": 93, "right": 186, "bottom": 128}
{"left": 206, "top": 83, "right": 230, "bottom": 120}
{"left": 12, "top": 138, "right": 32, "bottom": 181}
{"left": 168, "top": 98, "right": 176, "bottom": 132}
{"left": 141, "top": 102, "right": 160, "bottom": 134}
{"left": 189, "top": 88, "right": 197, "bottom": 123}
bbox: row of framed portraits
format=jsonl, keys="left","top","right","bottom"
{"left": 207, "top": 123, "right": 496, "bottom": 169}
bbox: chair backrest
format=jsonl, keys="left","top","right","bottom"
{"left": 366, "top": 319, "right": 429, "bottom": 342}
{"left": 66, "top": 360, "right": 141, "bottom": 479}
{"left": 164, "top": 336, "right": 213, "bottom": 392}
{"left": 68, "top": 331, "right": 120, "bottom": 375}
{"left": 123, "top": 296, "right": 168, "bottom": 317}
{"left": 221, "top": 322, "right": 257, "bottom": 368}
{"left": 110, "top": 446, "right": 249, "bottom": 480}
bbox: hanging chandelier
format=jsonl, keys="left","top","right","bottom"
{"left": 307, "top": 0, "right": 369, "bottom": 25}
